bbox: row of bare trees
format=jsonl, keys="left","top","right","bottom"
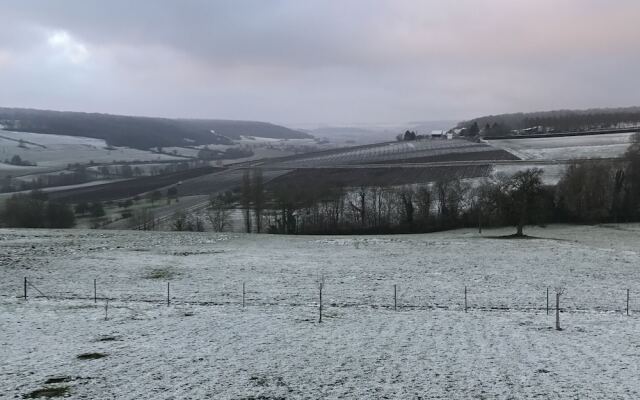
{"left": 259, "top": 168, "right": 547, "bottom": 236}
{"left": 260, "top": 134, "right": 640, "bottom": 235}
{"left": 152, "top": 134, "right": 640, "bottom": 234}
{"left": 555, "top": 135, "right": 640, "bottom": 224}
{"left": 241, "top": 169, "right": 264, "bottom": 233}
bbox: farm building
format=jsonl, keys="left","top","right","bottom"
{"left": 430, "top": 130, "right": 452, "bottom": 139}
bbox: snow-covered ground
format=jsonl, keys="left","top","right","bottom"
{"left": 488, "top": 132, "right": 635, "bottom": 161}
{"left": 2, "top": 224, "right": 640, "bottom": 398}
{"left": 235, "top": 136, "right": 318, "bottom": 146}
{"left": 492, "top": 163, "right": 567, "bottom": 184}
{"left": 0, "top": 130, "right": 183, "bottom": 175}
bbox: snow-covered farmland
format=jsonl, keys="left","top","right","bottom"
{"left": 273, "top": 139, "right": 501, "bottom": 168}
{"left": 0, "top": 130, "right": 183, "bottom": 175}
{"left": 492, "top": 163, "right": 568, "bottom": 185}
{"left": 488, "top": 132, "right": 636, "bottom": 161}
{"left": 2, "top": 225, "right": 640, "bottom": 398}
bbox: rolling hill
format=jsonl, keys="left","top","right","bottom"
{"left": 0, "top": 107, "right": 311, "bottom": 150}
{"left": 458, "top": 106, "right": 640, "bottom": 135}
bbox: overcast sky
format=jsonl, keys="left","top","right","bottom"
{"left": 1, "top": 0, "right": 639, "bottom": 126}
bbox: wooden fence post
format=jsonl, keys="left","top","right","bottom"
{"left": 464, "top": 286, "right": 468, "bottom": 313}
{"left": 394, "top": 284, "right": 397, "bottom": 311}
{"left": 319, "top": 283, "right": 323, "bottom": 323}
{"left": 555, "top": 292, "right": 561, "bottom": 331}
{"left": 105, "top": 299, "right": 109, "bottom": 321}
{"left": 167, "top": 282, "right": 170, "bottom": 306}
{"left": 627, "top": 289, "right": 630, "bottom": 316}
{"left": 546, "top": 287, "right": 549, "bottom": 315}
{"left": 24, "top": 277, "right": 27, "bottom": 300}
{"left": 94, "top": 279, "right": 97, "bottom": 303}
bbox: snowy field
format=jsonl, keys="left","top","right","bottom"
{"left": 488, "top": 132, "right": 636, "bottom": 161}
{"left": 270, "top": 139, "right": 498, "bottom": 168}
{"left": 492, "top": 163, "right": 567, "bottom": 184}
{"left": 0, "top": 130, "right": 183, "bottom": 176}
{"left": 2, "top": 225, "right": 640, "bottom": 398}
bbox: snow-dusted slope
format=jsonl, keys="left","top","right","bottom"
{"left": 2, "top": 225, "right": 640, "bottom": 398}
{"left": 0, "top": 130, "right": 183, "bottom": 173}
{"left": 488, "top": 132, "right": 635, "bottom": 161}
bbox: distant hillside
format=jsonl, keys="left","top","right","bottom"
{"left": 458, "top": 106, "right": 640, "bottom": 137}
{"left": 306, "top": 120, "right": 456, "bottom": 145}
{"left": 0, "top": 108, "right": 311, "bottom": 149}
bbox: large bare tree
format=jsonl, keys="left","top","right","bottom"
{"left": 252, "top": 168, "right": 264, "bottom": 233}
{"left": 241, "top": 170, "right": 252, "bottom": 233}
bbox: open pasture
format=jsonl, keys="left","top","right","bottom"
{"left": 0, "top": 130, "right": 183, "bottom": 176}
{"left": 488, "top": 132, "right": 636, "bottom": 161}
{"left": 2, "top": 225, "right": 640, "bottom": 398}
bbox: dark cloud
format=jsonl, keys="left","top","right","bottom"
{"left": 1, "top": 1, "right": 639, "bottom": 125}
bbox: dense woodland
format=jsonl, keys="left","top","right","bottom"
{"left": 1, "top": 190, "right": 76, "bottom": 228}
{"left": 0, "top": 107, "right": 310, "bottom": 149}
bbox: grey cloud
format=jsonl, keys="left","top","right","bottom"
{"left": 1, "top": 1, "right": 639, "bottom": 125}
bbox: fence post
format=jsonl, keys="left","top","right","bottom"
{"left": 94, "top": 279, "right": 97, "bottom": 303}
{"left": 105, "top": 299, "right": 109, "bottom": 321}
{"left": 464, "top": 286, "right": 468, "bottom": 313}
{"left": 24, "top": 277, "right": 27, "bottom": 300}
{"left": 242, "top": 282, "right": 246, "bottom": 309}
{"left": 555, "top": 292, "right": 561, "bottom": 331}
{"left": 319, "top": 283, "right": 323, "bottom": 323}
{"left": 394, "top": 284, "right": 397, "bottom": 311}
{"left": 627, "top": 289, "right": 630, "bottom": 316}
{"left": 167, "top": 282, "right": 170, "bottom": 306}
{"left": 546, "top": 287, "right": 549, "bottom": 315}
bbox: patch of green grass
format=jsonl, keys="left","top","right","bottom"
{"left": 44, "top": 377, "right": 71, "bottom": 385}
{"left": 144, "top": 267, "right": 176, "bottom": 280}
{"left": 76, "top": 352, "right": 107, "bottom": 360}
{"left": 23, "top": 386, "right": 70, "bottom": 398}
{"left": 487, "top": 234, "right": 540, "bottom": 240}
{"left": 97, "top": 336, "right": 120, "bottom": 342}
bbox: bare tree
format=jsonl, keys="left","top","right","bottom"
{"left": 556, "top": 161, "right": 614, "bottom": 223}
{"left": 207, "top": 194, "right": 232, "bottom": 232}
{"left": 499, "top": 169, "right": 545, "bottom": 236}
{"left": 146, "top": 190, "right": 162, "bottom": 205}
{"left": 434, "top": 178, "right": 466, "bottom": 228}
{"left": 399, "top": 186, "right": 415, "bottom": 227}
{"left": 184, "top": 213, "right": 204, "bottom": 232}
{"left": 129, "top": 208, "right": 157, "bottom": 230}
{"left": 622, "top": 133, "right": 640, "bottom": 220}
{"left": 172, "top": 210, "right": 187, "bottom": 231}
{"left": 167, "top": 186, "right": 178, "bottom": 204}
{"left": 349, "top": 188, "right": 367, "bottom": 227}
{"left": 172, "top": 211, "right": 205, "bottom": 232}
{"left": 252, "top": 168, "right": 264, "bottom": 233}
{"left": 241, "top": 170, "right": 252, "bottom": 233}
{"left": 611, "top": 168, "right": 626, "bottom": 223}
{"left": 415, "top": 185, "right": 432, "bottom": 225}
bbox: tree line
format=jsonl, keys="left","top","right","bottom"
{"left": 1, "top": 190, "right": 75, "bottom": 228}
{"left": 3, "top": 135, "right": 639, "bottom": 233}
{"left": 460, "top": 106, "right": 640, "bottom": 136}
{"left": 238, "top": 134, "right": 640, "bottom": 235}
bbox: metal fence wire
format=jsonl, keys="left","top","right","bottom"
{"left": 12, "top": 277, "right": 639, "bottom": 316}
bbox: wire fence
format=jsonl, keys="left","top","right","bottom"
{"left": 8, "top": 276, "right": 639, "bottom": 317}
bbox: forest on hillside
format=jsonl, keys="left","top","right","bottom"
{"left": 0, "top": 107, "right": 310, "bottom": 149}
{"left": 459, "top": 106, "right": 640, "bottom": 137}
